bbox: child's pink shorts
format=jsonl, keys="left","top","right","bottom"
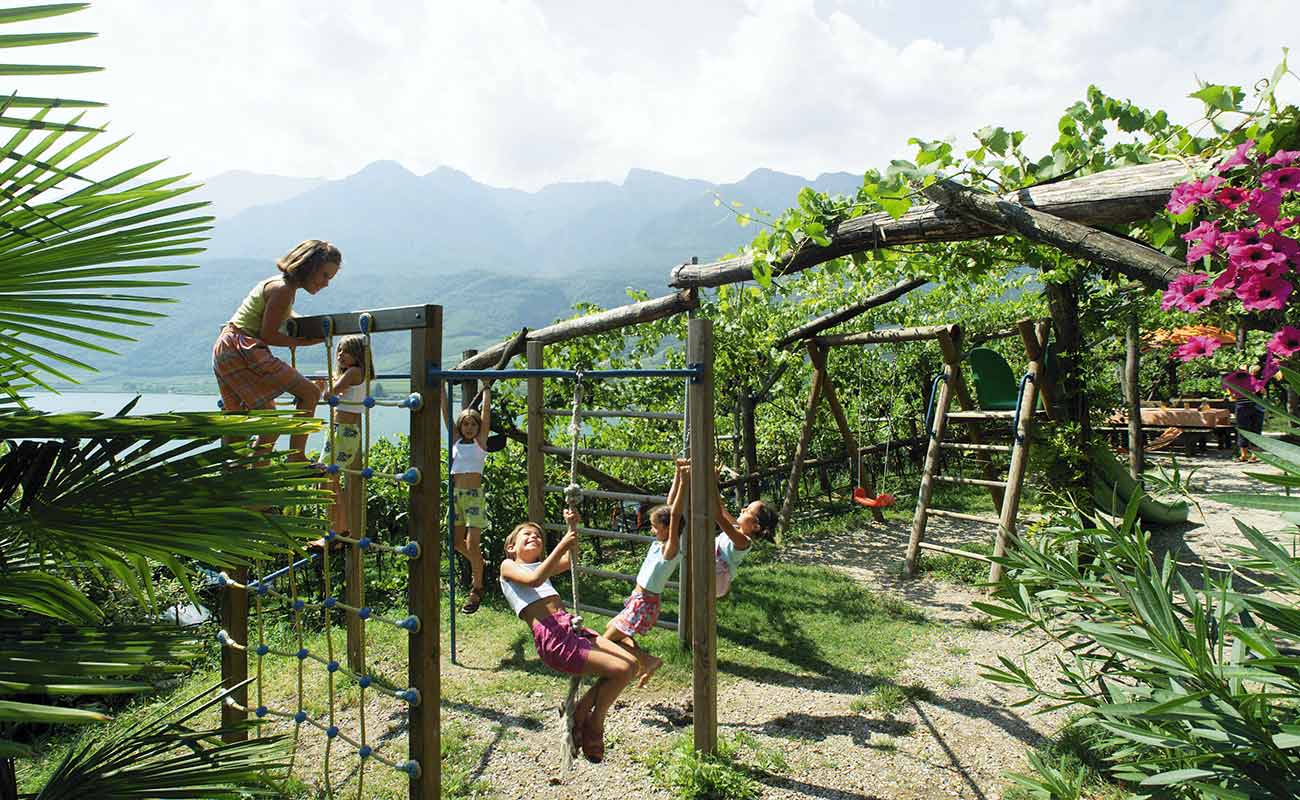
{"left": 611, "top": 589, "right": 662, "bottom": 637}
{"left": 531, "top": 610, "right": 597, "bottom": 674}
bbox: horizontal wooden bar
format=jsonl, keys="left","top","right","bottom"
{"left": 543, "top": 523, "right": 655, "bottom": 544}
{"left": 946, "top": 410, "right": 1018, "bottom": 421}
{"left": 432, "top": 367, "right": 699, "bottom": 382}
{"left": 815, "top": 324, "right": 958, "bottom": 347}
{"left": 934, "top": 475, "right": 1008, "bottom": 489}
{"left": 575, "top": 602, "right": 678, "bottom": 631}
{"left": 542, "top": 445, "right": 677, "bottom": 462}
{"left": 917, "top": 541, "right": 993, "bottom": 563}
{"left": 541, "top": 408, "right": 684, "bottom": 421}
{"left": 287, "top": 305, "right": 436, "bottom": 338}
{"left": 939, "top": 442, "right": 1011, "bottom": 452}
{"left": 573, "top": 564, "right": 679, "bottom": 591}
{"left": 544, "top": 485, "right": 668, "bottom": 504}
{"left": 926, "top": 508, "right": 1005, "bottom": 526}
{"left": 777, "top": 277, "right": 928, "bottom": 349}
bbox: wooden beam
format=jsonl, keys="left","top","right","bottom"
{"left": 219, "top": 567, "right": 248, "bottom": 742}
{"left": 1018, "top": 319, "right": 1057, "bottom": 420}
{"left": 989, "top": 360, "right": 1038, "bottom": 585}
{"left": 776, "top": 277, "right": 928, "bottom": 349}
{"left": 502, "top": 426, "right": 651, "bottom": 496}
{"left": 905, "top": 360, "right": 955, "bottom": 576}
{"left": 921, "top": 179, "right": 1186, "bottom": 292}
{"left": 686, "top": 318, "right": 717, "bottom": 755}
{"left": 288, "top": 304, "right": 436, "bottom": 338}
{"left": 777, "top": 362, "right": 826, "bottom": 540}
{"left": 816, "top": 323, "right": 958, "bottom": 348}
{"left": 669, "top": 160, "right": 1198, "bottom": 288}
{"left": 458, "top": 290, "right": 699, "bottom": 370}
{"left": 526, "top": 343, "right": 545, "bottom": 527}
{"left": 408, "top": 305, "right": 441, "bottom": 800}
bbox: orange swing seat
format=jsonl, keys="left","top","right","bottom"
{"left": 852, "top": 486, "right": 896, "bottom": 509}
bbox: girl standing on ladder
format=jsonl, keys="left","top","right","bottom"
{"left": 324, "top": 334, "right": 372, "bottom": 534}
{"left": 450, "top": 385, "right": 491, "bottom": 613}
{"left": 212, "top": 239, "right": 341, "bottom": 461}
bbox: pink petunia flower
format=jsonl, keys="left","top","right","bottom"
{"left": 1217, "top": 139, "right": 1256, "bottom": 173}
{"left": 1167, "top": 175, "right": 1225, "bottom": 214}
{"left": 1255, "top": 356, "right": 1281, "bottom": 392}
{"left": 1174, "top": 335, "right": 1223, "bottom": 361}
{"left": 1228, "top": 242, "right": 1287, "bottom": 271}
{"left": 1175, "top": 285, "right": 1221, "bottom": 312}
{"left": 1221, "top": 227, "right": 1265, "bottom": 249}
{"left": 1261, "top": 167, "right": 1300, "bottom": 193}
{"left": 1263, "top": 232, "right": 1300, "bottom": 267}
{"left": 1267, "top": 150, "right": 1300, "bottom": 167}
{"left": 1276, "top": 218, "right": 1298, "bottom": 232}
{"left": 1215, "top": 186, "right": 1249, "bottom": 209}
{"left": 1223, "top": 369, "right": 1254, "bottom": 395}
{"left": 1162, "top": 274, "right": 1207, "bottom": 310}
{"left": 1268, "top": 326, "right": 1300, "bottom": 359}
{"left": 1249, "top": 188, "right": 1284, "bottom": 225}
{"left": 1211, "top": 265, "right": 1241, "bottom": 292}
{"left": 1237, "top": 275, "right": 1293, "bottom": 311}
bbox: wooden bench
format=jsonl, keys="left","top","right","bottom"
{"left": 1098, "top": 425, "right": 1213, "bottom": 457}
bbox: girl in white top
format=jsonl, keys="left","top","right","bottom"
{"left": 450, "top": 388, "right": 490, "bottom": 613}
{"left": 500, "top": 509, "right": 638, "bottom": 764}
{"left": 601, "top": 461, "right": 687, "bottom": 687}
{"left": 319, "top": 336, "right": 371, "bottom": 538}
{"left": 709, "top": 466, "right": 778, "bottom": 598}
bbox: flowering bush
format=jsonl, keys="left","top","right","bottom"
{"left": 1164, "top": 140, "right": 1300, "bottom": 391}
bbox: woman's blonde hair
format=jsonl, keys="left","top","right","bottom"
{"left": 504, "top": 522, "right": 543, "bottom": 557}
{"left": 336, "top": 335, "right": 374, "bottom": 381}
{"left": 277, "top": 239, "right": 341, "bottom": 286}
{"left": 456, "top": 407, "right": 482, "bottom": 440}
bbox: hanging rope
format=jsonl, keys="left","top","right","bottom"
{"left": 560, "top": 371, "right": 584, "bottom": 773}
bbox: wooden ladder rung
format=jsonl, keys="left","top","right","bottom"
{"left": 940, "top": 442, "right": 1010, "bottom": 453}
{"left": 917, "top": 541, "right": 992, "bottom": 563}
{"left": 926, "top": 508, "right": 1006, "bottom": 526}
{"left": 934, "top": 475, "right": 1008, "bottom": 489}
{"left": 946, "top": 410, "right": 1017, "bottom": 421}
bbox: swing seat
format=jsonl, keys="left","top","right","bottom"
{"left": 852, "top": 486, "right": 896, "bottom": 509}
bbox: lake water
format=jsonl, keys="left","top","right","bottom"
{"left": 27, "top": 392, "right": 448, "bottom": 453}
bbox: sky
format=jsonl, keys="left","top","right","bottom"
{"left": 15, "top": 0, "right": 1300, "bottom": 191}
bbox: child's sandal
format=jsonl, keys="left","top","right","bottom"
{"left": 461, "top": 588, "right": 482, "bottom": 614}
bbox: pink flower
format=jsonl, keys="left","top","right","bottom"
{"left": 1175, "top": 285, "right": 1221, "bottom": 312}
{"left": 1211, "top": 265, "right": 1241, "bottom": 292}
{"left": 1261, "top": 167, "right": 1300, "bottom": 193}
{"left": 1236, "top": 275, "right": 1292, "bottom": 310}
{"left": 1174, "top": 336, "right": 1223, "bottom": 361}
{"left": 1276, "top": 218, "right": 1298, "bottom": 232}
{"left": 1249, "top": 187, "right": 1284, "bottom": 225}
{"left": 1170, "top": 272, "right": 1209, "bottom": 293}
{"left": 1268, "top": 326, "right": 1300, "bottom": 359}
{"left": 1228, "top": 242, "right": 1287, "bottom": 271}
{"left": 1221, "top": 227, "right": 1265, "bottom": 249}
{"left": 1167, "top": 175, "right": 1225, "bottom": 214}
{"left": 1223, "top": 370, "right": 1254, "bottom": 395}
{"left": 1267, "top": 150, "right": 1300, "bottom": 167}
{"left": 1259, "top": 355, "right": 1282, "bottom": 389}
{"left": 1262, "top": 232, "right": 1300, "bottom": 267}
{"left": 1217, "top": 139, "right": 1256, "bottom": 173}
{"left": 1215, "top": 186, "right": 1249, "bottom": 209}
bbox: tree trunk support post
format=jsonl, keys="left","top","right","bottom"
{"left": 777, "top": 353, "right": 826, "bottom": 541}
{"left": 808, "top": 342, "right": 884, "bottom": 522}
{"left": 989, "top": 360, "right": 1040, "bottom": 584}
{"left": 409, "top": 305, "right": 442, "bottom": 800}
{"left": 526, "top": 343, "right": 546, "bottom": 529}
{"left": 905, "top": 355, "right": 957, "bottom": 577}
{"left": 220, "top": 566, "right": 248, "bottom": 741}
{"left": 686, "top": 317, "right": 717, "bottom": 755}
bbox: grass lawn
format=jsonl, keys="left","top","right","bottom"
{"left": 15, "top": 523, "right": 934, "bottom": 798}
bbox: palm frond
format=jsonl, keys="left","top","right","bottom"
{"left": 0, "top": 620, "right": 201, "bottom": 696}
{"left": 0, "top": 410, "right": 322, "bottom": 439}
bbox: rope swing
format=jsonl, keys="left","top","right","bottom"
{"left": 560, "top": 370, "right": 585, "bottom": 773}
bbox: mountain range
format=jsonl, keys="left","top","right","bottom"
{"left": 59, "top": 161, "right": 864, "bottom": 391}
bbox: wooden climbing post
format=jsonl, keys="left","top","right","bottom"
{"left": 344, "top": 480, "right": 364, "bottom": 672}
{"left": 989, "top": 360, "right": 1039, "bottom": 584}
{"left": 776, "top": 355, "right": 826, "bottom": 541}
{"left": 1017, "top": 318, "right": 1056, "bottom": 420}
{"left": 808, "top": 343, "right": 884, "bottom": 523}
{"left": 905, "top": 356, "right": 957, "bottom": 576}
{"left": 220, "top": 566, "right": 248, "bottom": 741}
{"left": 526, "top": 342, "right": 545, "bottom": 528}
{"left": 687, "top": 317, "right": 717, "bottom": 755}
{"left": 409, "top": 305, "right": 441, "bottom": 800}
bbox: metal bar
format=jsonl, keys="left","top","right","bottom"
{"left": 573, "top": 564, "right": 679, "bottom": 591}
{"left": 541, "top": 408, "right": 684, "bottom": 420}
{"left": 429, "top": 367, "right": 702, "bottom": 382}
{"left": 541, "top": 444, "right": 677, "bottom": 462}
{"left": 543, "top": 522, "right": 655, "bottom": 544}
{"left": 544, "top": 485, "right": 667, "bottom": 504}
{"left": 254, "top": 552, "right": 320, "bottom": 585}
{"left": 576, "top": 601, "right": 679, "bottom": 631}
{"left": 934, "top": 475, "right": 1008, "bottom": 489}
{"left": 304, "top": 372, "right": 411, "bottom": 381}
{"left": 917, "top": 541, "right": 993, "bottom": 563}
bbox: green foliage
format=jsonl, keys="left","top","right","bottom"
{"left": 642, "top": 735, "right": 760, "bottom": 800}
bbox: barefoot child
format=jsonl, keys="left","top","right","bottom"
{"left": 450, "top": 389, "right": 491, "bottom": 613}
{"left": 709, "top": 468, "right": 778, "bottom": 598}
{"left": 602, "top": 461, "right": 687, "bottom": 686}
{"left": 212, "top": 239, "right": 341, "bottom": 461}
{"left": 500, "top": 509, "right": 638, "bottom": 763}
{"left": 324, "top": 335, "right": 372, "bottom": 533}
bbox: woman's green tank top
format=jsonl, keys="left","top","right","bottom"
{"left": 229, "top": 278, "right": 293, "bottom": 339}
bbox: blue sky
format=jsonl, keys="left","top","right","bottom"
{"left": 18, "top": 0, "right": 1298, "bottom": 189}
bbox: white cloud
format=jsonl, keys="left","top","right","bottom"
{"left": 11, "top": 0, "right": 1297, "bottom": 190}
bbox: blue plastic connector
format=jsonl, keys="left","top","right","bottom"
{"left": 327, "top": 660, "right": 339, "bottom": 673}
{"left": 323, "top": 596, "right": 337, "bottom": 609}
{"left": 358, "top": 537, "right": 371, "bottom": 550}
{"left": 324, "top": 530, "right": 337, "bottom": 542}
{"left": 399, "top": 615, "right": 420, "bottom": 632}
{"left": 327, "top": 394, "right": 340, "bottom": 407}
{"left": 255, "top": 581, "right": 269, "bottom": 596}
{"left": 322, "top": 317, "right": 332, "bottom": 336}
{"left": 217, "top": 399, "right": 225, "bottom": 410}
{"left": 216, "top": 572, "right": 229, "bottom": 587}
{"left": 294, "top": 710, "right": 307, "bottom": 724}
{"left": 358, "top": 606, "right": 372, "bottom": 620}
{"left": 296, "top": 647, "right": 309, "bottom": 660}
{"left": 358, "top": 312, "right": 372, "bottom": 333}
{"left": 326, "top": 725, "right": 339, "bottom": 739}
{"left": 363, "top": 395, "right": 376, "bottom": 408}
{"left": 399, "top": 688, "right": 421, "bottom": 705}
{"left": 359, "top": 745, "right": 373, "bottom": 759}
{"left": 293, "top": 598, "right": 306, "bottom": 611}
{"left": 399, "top": 760, "right": 421, "bottom": 778}
{"left": 255, "top": 706, "right": 268, "bottom": 718}
{"left": 256, "top": 644, "right": 269, "bottom": 657}
{"left": 216, "top": 630, "right": 228, "bottom": 644}
{"left": 403, "top": 392, "right": 423, "bottom": 410}
{"left": 399, "top": 467, "right": 420, "bottom": 485}
{"left": 401, "top": 542, "right": 420, "bottom": 558}
{"left": 358, "top": 675, "right": 372, "bottom": 689}
{"left": 326, "top": 463, "right": 340, "bottom": 475}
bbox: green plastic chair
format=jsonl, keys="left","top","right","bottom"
{"left": 968, "top": 347, "right": 1019, "bottom": 410}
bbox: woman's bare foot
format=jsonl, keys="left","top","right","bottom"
{"left": 637, "top": 653, "right": 663, "bottom": 688}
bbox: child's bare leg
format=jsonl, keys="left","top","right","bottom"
{"left": 286, "top": 373, "right": 321, "bottom": 462}
{"left": 580, "top": 637, "right": 637, "bottom": 735}
{"left": 464, "top": 527, "right": 485, "bottom": 590}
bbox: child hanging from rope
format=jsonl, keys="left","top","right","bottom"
{"left": 212, "top": 240, "right": 341, "bottom": 461}
{"left": 450, "top": 386, "right": 491, "bottom": 613}
{"left": 322, "top": 335, "right": 372, "bottom": 537}
{"left": 500, "top": 508, "right": 638, "bottom": 763}
{"left": 601, "top": 460, "right": 687, "bottom": 687}
{"left": 707, "top": 465, "right": 778, "bottom": 598}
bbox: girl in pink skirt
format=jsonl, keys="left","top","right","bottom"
{"left": 211, "top": 240, "right": 341, "bottom": 461}
{"left": 500, "top": 508, "right": 637, "bottom": 763}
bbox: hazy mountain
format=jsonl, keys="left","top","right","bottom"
{"left": 57, "top": 162, "right": 865, "bottom": 390}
